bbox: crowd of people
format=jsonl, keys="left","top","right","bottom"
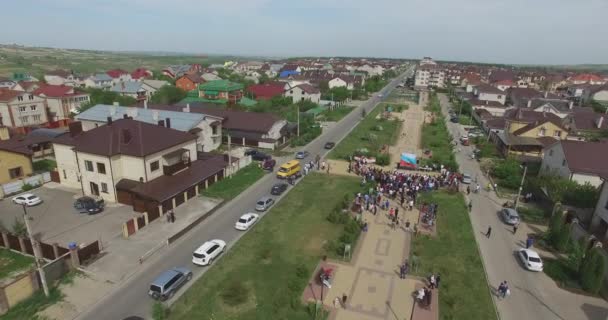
{"left": 415, "top": 273, "right": 441, "bottom": 308}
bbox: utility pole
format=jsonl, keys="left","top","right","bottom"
{"left": 227, "top": 134, "right": 232, "bottom": 178}
{"left": 22, "top": 204, "right": 49, "bottom": 297}
{"left": 514, "top": 164, "right": 528, "bottom": 210}
{"left": 297, "top": 104, "right": 300, "bottom": 137}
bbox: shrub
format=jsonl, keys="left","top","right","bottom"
{"left": 12, "top": 217, "right": 27, "bottom": 236}
{"left": 21, "top": 183, "right": 36, "bottom": 192}
{"left": 375, "top": 154, "right": 390, "bottom": 166}
{"left": 221, "top": 280, "right": 249, "bottom": 306}
{"left": 579, "top": 248, "right": 606, "bottom": 294}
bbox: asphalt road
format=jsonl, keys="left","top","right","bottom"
{"left": 76, "top": 67, "right": 414, "bottom": 320}
{"left": 437, "top": 94, "right": 607, "bottom": 320}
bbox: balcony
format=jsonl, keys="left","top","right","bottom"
{"left": 163, "top": 159, "right": 191, "bottom": 176}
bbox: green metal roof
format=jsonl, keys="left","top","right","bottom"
{"left": 179, "top": 96, "right": 228, "bottom": 105}
{"left": 239, "top": 97, "right": 258, "bottom": 107}
{"left": 198, "top": 80, "right": 243, "bottom": 92}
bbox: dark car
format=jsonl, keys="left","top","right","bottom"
{"left": 245, "top": 149, "right": 269, "bottom": 161}
{"left": 262, "top": 158, "right": 276, "bottom": 171}
{"left": 74, "top": 196, "right": 104, "bottom": 214}
{"left": 271, "top": 183, "right": 288, "bottom": 195}
{"left": 324, "top": 142, "right": 336, "bottom": 149}
{"left": 450, "top": 116, "right": 459, "bottom": 123}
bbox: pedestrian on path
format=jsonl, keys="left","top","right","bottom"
{"left": 468, "top": 200, "right": 473, "bottom": 211}
{"left": 409, "top": 199, "right": 414, "bottom": 211}
{"left": 424, "top": 287, "right": 432, "bottom": 308}
{"left": 326, "top": 163, "right": 331, "bottom": 174}
{"left": 435, "top": 273, "right": 441, "bottom": 288}
{"left": 526, "top": 236, "right": 534, "bottom": 249}
{"left": 485, "top": 226, "right": 492, "bottom": 238}
{"left": 399, "top": 264, "right": 406, "bottom": 279}
{"left": 342, "top": 293, "right": 348, "bottom": 308}
{"left": 513, "top": 222, "right": 519, "bottom": 234}
{"left": 466, "top": 186, "right": 470, "bottom": 195}
{"left": 400, "top": 197, "right": 405, "bottom": 208}
{"left": 429, "top": 274, "right": 436, "bottom": 289}
{"left": 497, "top": 282, "right": 506, "bottom": 299}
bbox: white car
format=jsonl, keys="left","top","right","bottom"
{"left": 461, "top": 173, "right": 472, "bottom": 184}
{"left": 12, "top": 193, "right": 43, "bottom": 206}
{"left": 235, "top": 213, "right": 259, "bottom": 231}
{"left": 192, "top": 239, "right": 226, "bottom": 266}
{"left": 518, "top": 249, "right": 543, "bottom": 272}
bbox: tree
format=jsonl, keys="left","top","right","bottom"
{"left": 77, "top": 88, "right": 137, "bottom": 113}
{"left": 328, "top": 87, "right": 349, "bottom": 102}
{"left": 150, "top": 86, "right": 187, "bottom": 104}
{"left": 318, "top": 81, "right": 329, "bottom": 94}
{"left": 579, "top": 247, "right": 606, "bottom": 294}
{"left": 258, "top": 73, "right": 270, "bottom": 84}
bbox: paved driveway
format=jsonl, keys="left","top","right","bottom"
{"left": 437, "top": 94, "right": 608, "bottom": 320}
{"left": 0, "top": 184, "right": 134, "bottom": 247}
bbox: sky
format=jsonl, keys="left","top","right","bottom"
{"left": 1, "top": 0, "right": 608, "bottom": 65}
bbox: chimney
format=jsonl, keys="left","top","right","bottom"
{"left": 107, "top": 116, "right": 113, "bottom": 125}
{"left": 597, "top": 116, "right": 604, "bottom": 129}
{"left": 158, "top": 120, "right": 165, "bottom": 127}
{"left": 152, "top": 111, "right": 159, "bottom": 121}
{"left": 185, "top": 103, "right": 191, "bottom": 113}
{"left": 144, "top": 100, "right": 148, "bottom": 109}
{"left": 569, "top": 101, "right": 574, "bottom": 109}
{"left": 527, "top": 99, "right": 532, "bottom": 108}
{"left": 165, "top": 118, "right": 171, "bottom": 129}
{"left": 69, "top": 121, "right": 83, "bottom": 137}
{"left": 121, "top": 129, "right": 131, "bottom": 144}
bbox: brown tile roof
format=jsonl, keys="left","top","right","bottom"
{"left": 485, "top": 118, "right": 506, "bottom": 130}
{"left": 560, "top": 140, "right": 608, "bottom": 176}
{"left": 297, "top": 83, "right": 320, "bottom": 94}
{"left": 505, "top": 108, "right": 565, "bottom": 127}
{"left": 0, "top": 89, "right": 22, "bottom": 102}
{"left": 0, "top": 135, "right": 51, "bottom": 155}
{"left": 568, "top": 109, "right": 608, "bottom": 131}
{"left": 53, "top": 119, "right": 196, "bottom": 157}
{"left": 475, "top": 84, "right": 504, "bottom": 95}
{"left": 180, "top": 73, "right": 204, "bottom": 84}
{"left": 469, "top": 99, "right": 507, "bottom": 108}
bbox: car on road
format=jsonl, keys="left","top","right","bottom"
{"left": 245, "top": 149, "right": 270, "bottom": 161}
{"left": 295, "top": 151, "right": 310, "bottom": 159}
{"left": 461, "top": 173, "right": 472, "bottom": 184}
{"left": 255, "top": 196, "right": 275, "bottom": 211}
{"left": 192, "top": 239, "right": 226, "bottom": 266}
{"left": 12, "top": 193, "right": 42, "bottom": 206}
{"left": 276, "top": 160, "right": 302, "bottom": 179}
{"left": 74, "top": 196, "right": 105, "bottom": 214}
{"left": 501, "top": 208, "right": 521, "bottom": 225}
{"left": 262, "top": 158, "right": 276, "bottom": 171}
{"left": 517, "top": 248, "right": 543, "bottom": 272}
{"left": 450, "top": 116, "right": 459, "bottom": 123}
{"left": 235, "top": 213, "right": 259, "bottom": 231}
{"left": 324, "top": 142, "right": 336, "bottom": 149}
{"left": 270, "top": 183, "right": 288, "bottom": 195}
{"left": 148, "top": 267, "right": 192, "bottom": 300}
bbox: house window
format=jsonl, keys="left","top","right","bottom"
{"left": 84, "top": 160, "right": 94, "bottom": 172}
{"left": 32, "top": 115, "right": 41, "bottom": 122}
{"left": 97, "top": 162, "right": 106, "bottom": 174}
{"left": 554, "top": 130, "right": 562, "bottom": 138}
{"left": 19, "top": 106, "right": 26, "bottom": 112}
{"left": 101, "top": 183, "right": 109, "bottom": 193}
{"left": 17, "top": 96, "right": 23, "bottom": 101}
{"left": 538, "top": 128, "right": 546, "bottom": 136}
{"left": 150, "top": 160, "right": 160, "bottom": 172}
{"left": 497, "top": 95, "right": 502, "bottom": 99}
{"left": 9, "top": 167, "right": 23, "bottom": 179}
{"left": 290, "top": 90, "right": 293, "bottom": 94}
{"left": 20, "top": 116, "right": 29, "bottom": 124}
{"left": 562, "top": 159, "right": 566, "bottom": 166}
{"left": 30, "top": 105, "right": 36, "bottom": 111}
{"left": 28, "top": 95, "right": 34, "bottom": 100}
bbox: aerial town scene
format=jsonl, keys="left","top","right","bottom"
{"left": 0, "top": 1, "right": 608, "bottom": 320}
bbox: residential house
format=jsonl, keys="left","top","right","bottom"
{"left": 44, "top": 70, "right": 82, "bottom": 87}
{"left": 493, "top": 109, "right": 568, "bottom": 161}
{"left": 285, "top": 84, "right": 321, "bottom": 104}
{"left": 198, "top": 80, "right": 244, "bottom": 104}
{"left": 469, "top": 99, "right": 510, "bottom": 117}
{"left": 246, "top": 83, "right": 285, "bottom": 100}
{"left": 34, "top": 84, "right": 90, "bottom": 125}
{"left": 130, "top": 68, "right": 153, "bottom": 81}
{"left": 567, "top": 84, "right": 590, "bottom": 99}
{"left": 10, "top": 73, "right": 38, "bottom": 82}
{"left": 473, "top": 84, "right": 506, "bottom": 105}
{"left": 328, "top": 75, "right": 364, "bottom": 90}
{"left": 589, "top": 181, "right": 608, "bottom": 242}
{"left": 525, "top": 97, "right": 574, "bottom": 119}
{"left": 201, "top": 72, "right": 222, "bottom": 82}
{"left": 0, "top": 77, "right": 18, "bottom": 89}
{"left": 0, "top": 89, "right": 49, "bottom": 133}
{"left": 106, "top": 69, "right": 132, "bottom": 84}
{"left": 176, "top": 74, "right": 204, "bottom": 92}
{"left": 583, "top": 85, "right": 608, "bottom": 104}
{"left": 84, "top": 73, "right": 113, "bottom": 89}
{"left": 564, "top": 108, "right": 607, "bottom": 140}
{"left": 541, "top": 140, "right": 608, "bottom": 187}
{"left": 18, "top": 81, "right": 40, "bottom": 93}
{"left": 357, "top": 64, "right": 384, "bottom": 77}
{"left": 110, "top": 81, "right": 148, "bottom": 102}
{"left": 141, "top": 80, "right": 168, "bottom": 99}
{"left": 507, "top": 87, "right": 551, "bottom": 108}
{"left": 76, "top": 104, "right": 223, "bottom": 152}
{"left": 53, "top": 120, "right": 230, "bottom": 214}
{"left": 162, "top": 64, "right": 202, "bottom": 79}
{"left": 235, "top": 61, "right": 264, "bottom": 73}
{"left": 414, "top": 64, "right": 445, "bottom": 89}
{"left": 493, "top": 79, "right": 515, "bottom": 92}
{"left": 569, "top": 73, "right": 606, "bottom": 85}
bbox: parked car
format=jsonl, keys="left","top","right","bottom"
{"left": 245, "top": 149, "right": 269, "bottom": 161}
{"left": 255, "top": 196, "right": 275, "bottom": 211}
{"left": 235, "top": 213, "right": 259, "bottom": 231}
{"left": 73, "top": 196, "right": 104, "bottom": 214}
{"left": 262, "top": 158, "right": 276, "bottom": 171}
{"left": 324, "top": 142, "right": 336, "bottom": 149}
{"left": 461, "top": 173, "right": 472, "bottom": 184}
{"left": 468, "top": 131, "right": 482, "bottom": 138}
{"left": 192, "top": 239, "right": 226, "bottom": 266}
{"left": 450, "top": 116, "right": 459, "bottom": 123}
{"left": 271, "top": 183, "right": 288, "bottom": 195}
{"left": 295, "top": 151, "right": 310, "bottom": 159}
{"left": 518, "top": 249, "right": 543, "bottom": 272}
{"left": 12, "top": 193, "right": 42, "bottom": 206}
{"left": 501, "top": 208, "right": 521, "bottom": 225}
{"left": 148, "top": 267, "right": 192, "bottom": 300}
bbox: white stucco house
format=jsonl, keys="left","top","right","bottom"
{"left": 540, "top": 140, "right": 608, "bottom": 187}
{"left": 84, "top": 74, "right": 114, "bottom": 89}
{"left": 473, "top": 84, "right": 506, "bottom": 105}
{"left": 285, "top": 84, "right": 321, "bottom": 104}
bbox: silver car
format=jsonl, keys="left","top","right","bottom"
{"left": 255, "top": 197, "right": 275, "bottom": 211}
{"left": 461, "top": 174, "right": 472, "bottom": 184}
{"left": 501, "top": 208, "right": 520, "bottom": 225}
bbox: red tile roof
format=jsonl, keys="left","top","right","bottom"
{"left": 34, "top": 84, "right": 85, "bottom": 98}
{"left": 0, "top": 89, "right": 22, "bottom": 102}
{"left": 247, "top": 83, "right": 285, "bottom": 100}
{"left": 131, "top": 68, "right": 152, "bottom": 80}
{"left": 106, "top": 69, "right": 129, "bottom": 79}
{"left": 569, "top": 73, "right": 603, "bottom": 83}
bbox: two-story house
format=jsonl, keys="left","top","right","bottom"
{"left": 285, "top": 84, "right": 321, "bottom": 104}
{"left": 541, "top": 140, "right": 608, "bottom": 187}
{"left": 52, "top": 120, "right": 230, "bottom": 213}
{"left": 110, "top": 81, "right": 148, "bottom": 102}
{"left": 75, "top": 104, "right": 223, "bottom": 152}
{"left": 44, "top": 70, "right": 82, "bottom": 87}
{"left": 525, "top": 97, "right": 574, "bottom": 119}
{"left": 176, "top": 74, "right": 204, "bottom": 92}
{"left": 0, "top": 89, "right": 49, "bottom": 133}
{"left": 473, "top": 84, "right": 507, "bottom": 105}
{"left": 84, "top": 74, "right": 114, "bottom": 89}
{"left": 198, "top": 80, "right": 244, "bottom": 104}
{"left": 34, "top": 85, "right": 90, "bottom": 125}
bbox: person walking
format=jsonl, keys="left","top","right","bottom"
{"left": 435, "top": 273, "right": 441, "bottom": 288}
{"left": 466, "top": 186, "right": 470, "bottom": 195}
{"left": 399, "top": 264, "right": 406, "bottom": 279}
{"left": 468, "top": 200, "right": 473, "bottom": 211}
{"left": 429, "top": 274, "right": 436, "bottom": 289}
{"left": 513, "top": 222, "right": 519, "bottom": 234}
{"left": 485, "top": 226, "right": 492, "bottom": 238}
{"left": 526, "top": 236, "right": 534, "bottom": 249}
{"left": 497, "top": 282, "right": 506, "bottom": 299}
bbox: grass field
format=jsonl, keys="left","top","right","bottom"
{"left": 410, "top": 191, "right": 497, "bottom": 320}
{"left": 0, "top": 249, "right": 33, "bottom": 280}
{"left": 320, "top": 106, "right": 354, "bottom": 122}
{"left": 201, "top": 164, "right": 265, "bottom": 200}
{"left": 168, "top": 174, "right": 363, "bottom": 320}
{"left": 328, "top": 104, "right": 402, "bottom": 160}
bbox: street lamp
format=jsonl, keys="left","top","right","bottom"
{"left": 514, "top": 163, "right": 528, "bottom": 210}
{"left": 21, "top": 204, "right": 50, "bottom": 297}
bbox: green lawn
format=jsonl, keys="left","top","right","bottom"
{"left": 472, "top": 137, "right": 500, "bottom": 159}
{"left": 320, "top": 106, "right": 354, "bottom": 121}
{"left": 379, "top": 102, "right": 409, "bottom": 112}
{"left": 328, "top": 104, "right": 402, "bottom": 160}
{"left": 201, "top": 164, "right": 265, "bottom": 200}
{"left": 410, "top": 191, "right": 496, "bottom": 320}
{"left": 458, "top": 115, "right": 474, "bottom": 125}
{"left": 517, "top": 204, "right": 549, "bottom": 225}
{"left": 169, "top": 174, "right": 363, "bottom": 320}
{"left": 32, "top": 159, "right": 57, "bottom": 172}
{"left": 0, "top": 249, "right": 33, "bottom": 280}
{"left": 420, "top": 94, "right": 458, "bottom": 171}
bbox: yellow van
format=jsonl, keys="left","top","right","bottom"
{"left": 276, "top": 160, "right": 302, "bottom": 179}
